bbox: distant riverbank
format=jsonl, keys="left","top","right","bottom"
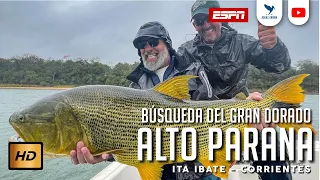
{"left": 0, "top": 84, "right": 73, "bottom": 90}
{"left": 249, "top": 89, "right": 319, "bottom": 95}
{"left": 0, "top": 85, "right": 318, "bottom": 95}
{"left": 0, "top": 87, "right": 71, "bottom": 90}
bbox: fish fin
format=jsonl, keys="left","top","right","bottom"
{"left": 234, "top": 92, "right": 247, "bottom": 100}
{"left": 152, "top": 75, "right": 198, "bottom": 100}
{"left": 43, "top": 151, "right": 68, "bottom": 159}
{"left": 271, "top": 103, "right": 318, "bottom": 135}
{"left": 136, "top": 163, "right": 163, "bottom": 180}
{"left": 198, "top": 143, "right": 233, "bottom": 179}
{"left": 176, "top": 156, "right": 185, "bottom": 163}
{"left": 198, "top": 158, "right": 231, "bottom": 179}
{"left": 278, "top": 121, "right": 318, "bottom": 136}
{"left": 43, "top": 155, "right": 52, "bottom": 159}
{"left": 264, "top": 74, "right": 309, "bottom": 104}
{"left": 43, "top": 153, "right": 55, "bottom": 159}
{"left": 263, "top": 74, "right": 318, "bottom": 135}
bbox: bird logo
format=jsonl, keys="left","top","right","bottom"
{"left": 264, "top": 4, "right": 275, "bottom": 15}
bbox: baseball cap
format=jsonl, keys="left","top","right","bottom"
{"left": 191, "top": 0, "right": 220, "bottom": 20}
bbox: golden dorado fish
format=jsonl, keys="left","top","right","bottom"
{"left": 9, "top": 74, "right": 317, "bottom": 179}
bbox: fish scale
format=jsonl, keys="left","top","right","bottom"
{"left": 9, "top": 74, "right": 317, "bottom": 180}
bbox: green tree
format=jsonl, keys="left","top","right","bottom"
{"left": 0, "top": 55, "right": 318, "bottom": 93}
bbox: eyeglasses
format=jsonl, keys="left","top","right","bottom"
{"left": 193, "top": 16, "right": 208, "bottom": 27}
{"left": 136, "top": 38, "right": 160, "bottom": 49}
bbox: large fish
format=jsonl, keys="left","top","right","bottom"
{"left": 9, "top": 74, "right": 316, "bottom": 179}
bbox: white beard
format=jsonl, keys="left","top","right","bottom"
{"left": 141, "top": 49, "right": 169, "bottom": 71}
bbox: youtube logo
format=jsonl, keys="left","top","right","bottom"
{"left": 288, "top": 0, "right": 309, "bottom": 25}
{"left": 292, "top": 8, "right": 306, "bottom": 18}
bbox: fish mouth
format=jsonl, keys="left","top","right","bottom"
{"left": 10, "top": 122, "right": 36, "bottom": 142}
{"left": 10, "top": 121, "right": 60, "bottom": 154}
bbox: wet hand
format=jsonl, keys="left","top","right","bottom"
{"left": 70, "top": 141, "right": 111, "bottom": 164}
{"left": 258, "top": 22, "right": 277, "bottom": 49}
{"left": 247, "top": 92, "right": 276, "bottom": 130}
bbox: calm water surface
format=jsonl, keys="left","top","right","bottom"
{"left": 0, "top": 89, "right": 319, "bottom": 180}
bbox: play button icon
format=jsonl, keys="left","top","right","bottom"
{"left": 292, "top": 8, "right": 306, "bottom": 17}
{"left": 288, "top": 0, "right": 309, "bottom": 25}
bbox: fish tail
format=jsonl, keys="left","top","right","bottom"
{"left": 263, "top": 74, "right": 317, "bottom": 135}
{"left": 264, "top": 74, "right": 309, "bottom": 104}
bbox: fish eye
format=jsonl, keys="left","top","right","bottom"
{"left": 18, "top": 115, "right": 25, "bottom": 122}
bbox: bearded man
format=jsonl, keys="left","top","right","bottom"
{"left": 126, "top": 21, "right": 214, "bottom": 101}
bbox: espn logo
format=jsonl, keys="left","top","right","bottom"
{"left": 209, "top": 8, "right": 249, "bottom": 22}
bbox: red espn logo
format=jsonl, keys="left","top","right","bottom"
{"left": 209, "top": 8, "right": 249, "bottom": 22}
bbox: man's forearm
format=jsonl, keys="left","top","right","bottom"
{"left": 247, "top": 36, "right": 291, "bottom": 73}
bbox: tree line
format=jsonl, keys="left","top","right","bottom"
{"left": 0, "top": 54, "right": 318, "bottom": 93}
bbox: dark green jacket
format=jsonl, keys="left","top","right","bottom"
{"left": 177, "top": 25, "right": 291, "bottom": 99}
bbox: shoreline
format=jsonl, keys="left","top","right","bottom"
{"left": 249, "top": 89, "right": 319, "bottom": 95}
{"left": 0, "top": 86, "right": 72, "bottom": 90}
{"left": 0, "top": 86, "right": 318, "bottom": 94}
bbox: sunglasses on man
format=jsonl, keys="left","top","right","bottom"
{"left": 136, "top": 38, "right": 160, "bottom": 49}
{"left": 193, "top": 16, "right": 209, "bottom": 27}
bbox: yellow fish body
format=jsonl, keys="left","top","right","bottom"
{"left": 9, "top": 74, "right": 316, "bottom": 179}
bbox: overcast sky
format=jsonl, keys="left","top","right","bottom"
{"left": 0, "top": 0, "right": 318, "bottom": 66}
